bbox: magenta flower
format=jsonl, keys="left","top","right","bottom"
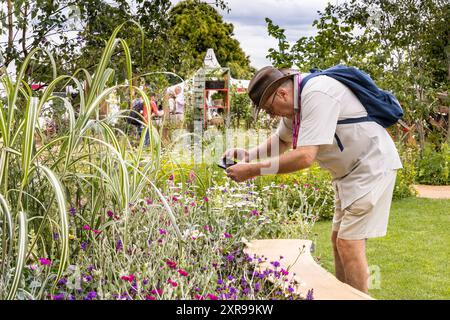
{"left": 121, "top": 274, "right": 136, "bottom": 282}
{"left": 168, "top": 174, "right": 174, "bottom": 181}
{"left": 204, "top": 225, "right": 211, "bottom": 231}
{"left": 166, "top": 260, "right": 177, "bottom": 269}
{"left": 203, "top": 196, "right": 209, "bottom": 202}
{"left": 206, "top": 293, "right": 218, "bottom": 300}
{"left": 195, "top": 294, "right": 205, "bottom": 300}
{"left": 167, "top": 279, "right": 178, "bottom": 287}
{"left": 281, "top": 268, "right": 289, "bottom": 276}
{"left": 151, "top": 289, "right": 163, "bottom": 295}
{"left": 107, "top": 210, "right": 114, "bottom": 218}
{"left": 145, "top": 295, "right": 156, "bottom": 300}
{"left": 159, "top": 228, "right": 167, "bottom": 235}
{"left": 82, "top": 225, "right": 91, "bottom": 231}
{"left": 223, "top": 233, "right": 232, "bottom": 239}
{"left": 178, "top": 269, "right": 189, "bottom": 277}
{"left": 250, "top": 210, "right": 260, "bottom": 216}
{"left": 93, "top": 229, "right": 101, "bottom": 235}
{"left": 39, "top": 258, "right": 52, "bottom": 266}
{"left": 146, "top": 198, "right": 153, "bottom": 205}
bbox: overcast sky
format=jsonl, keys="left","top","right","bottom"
{"left": 1, "top": 0, "right": 335, "bottom": 70}
{"left": 172, "top": 0, "right": 335, "bottom": 69}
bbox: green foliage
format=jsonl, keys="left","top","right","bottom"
{"left": 393, "top": 145, "right": 418, "bottom": 200}
{"left": 167, "top": 0, "right": 255, "bottom": 79}
{"left": 417, "top": 142, "right": 450, "bottom": 185}
{"left": 229, "top": 86, "right": 253, "bottom": 128}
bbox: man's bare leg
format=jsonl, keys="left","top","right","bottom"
{"left": 331, "top": 231, "right": 346, "bottom": 283}
{"left": 336, "top": 238, "right": 369, "bottom": 293}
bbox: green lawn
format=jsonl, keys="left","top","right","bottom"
{"left": 311, "top": 197, "right": 450, "bottom": 300}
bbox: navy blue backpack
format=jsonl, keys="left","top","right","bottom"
{"left": 299, "top": 65, "right": 403, "bottom": 128}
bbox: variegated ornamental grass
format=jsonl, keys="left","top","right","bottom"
{"left": 0, "top": 24, "right": 322, "bottom": 300}
{"left": 0, "top": 23, "right": 177, "bottom": 299}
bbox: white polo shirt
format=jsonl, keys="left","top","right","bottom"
{"left": 276, "top": 74, "right": 403, "bottom": 209}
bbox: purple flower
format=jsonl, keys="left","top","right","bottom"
{"left": 58, "top": 278, "right": 67, "bottom": 286}
{"left": 217, "top": 279, "right": 223, "bottom": 285}
{"left": 69, "top": 207, "right": 76, "bottom": 216}
{"left": 250, "top": 210, "right": 259, "bottom": 216}
{"left": 306, "top": 289, "right": 314, "bottom": 300}
{"left": 87, "top": 265, "right": 95, "bottom": 273}
{"left": 52, "top": 293, "right": 65, "bottom": 300}
{"left": 226, "top": 254, "right": 234, "bottom": 262}
{"left": 227, "top": 275, "right": 234, "bottom": 281}
{"left": 84, "top": 291, "right": 97, "bottom": 300}
{"left": 243, "top": 288, "right": 250, "bottom": 295}
{"left": 270, "top": 261, "right": 280, "bottom": 268}
{"left": 116, "top": 239, "right": 123, "bottom": 251}
{"left": 83, "top": 275, "right": 93, "bottom": 282}
{"left": 254, "top": 283, "right": 261, "bottom": 291}
{"left": 288, "top": 286, "right": 294, "bottom": 293}
{"left": 81, "top": 242, "right": 87, "bottom": 251}
{"left": 53, "top": 233, "right": 59, "bottom": 240}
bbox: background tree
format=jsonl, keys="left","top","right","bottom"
{"left": 166, "top": 0, "right": 255, "bottom": 79}
{"left": 265, "top": 0, "right": 449, "bottom": 144}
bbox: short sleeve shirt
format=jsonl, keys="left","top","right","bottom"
{"left": 276, "top": 74, "right": 403, "bottom": 209}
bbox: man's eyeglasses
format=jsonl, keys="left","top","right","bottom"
{"left": 262, "top": 91, "right": 277, "bottom": 115}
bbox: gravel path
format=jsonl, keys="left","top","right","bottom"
{"left": 413, "top": 185, "right": 450, "bottom": 199}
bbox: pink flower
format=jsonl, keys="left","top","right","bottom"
{"left": 159, "top": 228, "right": 167, "bottom": 235}
{"left": 195, "top": 294, "right": 205, "bottom": 300}
{"left": 204, "top": 225, "right": 211, "bottom": 231}
{"left": 39, "top": 258, "right": 52, "bottom": 266}
{"left": 167, "top": 279, "right": 178, "bottom": 287}
{"left": 250, "top": 210, "right": 260, "bottom": 216}
{"left": 151, "top": 289, "right": 163, "bottom": 295}
{"left": 189, "top": 170, "right": 196, "bottom": 182}
{"left": 203, "top": 196, "right": 209, "bottom": 202}
{"left": 82, "top": 225, "right": 91, "bottom": 231}
{"left": 223, "top": 233, "right": 232, "bottom": 239}
{"left": 166, "top": 260, "right": 177, "bottom": 269}
{"left": 121, "top": 274, "right": 136, "bottom": 282}
{"left": 145, "top": 295, "right": 156, "bottom": 300}
{"left": 206, "top": 293, "right": 218, "bottom": 300}
{"left": 146, "top": 198, "right": 153, "bottom": 205}
{"left": 178, "top": 269, "right": 189, "bottom": 277}
{"left": 93, "top": 229, "right": 102, "bottom": 235}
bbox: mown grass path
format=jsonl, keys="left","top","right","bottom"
{"left": 312, "top": 197, "right": 450, "bottom": 299}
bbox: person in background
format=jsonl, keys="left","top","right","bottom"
{"left": 141, "top": 93, "right": 164, "bottom": 146}
{"left": 173, "top": 85, "right": 185, "bottom": 122}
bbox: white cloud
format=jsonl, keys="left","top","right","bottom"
{"left": 218, "top": 0, "right": 333, "bottom": 70}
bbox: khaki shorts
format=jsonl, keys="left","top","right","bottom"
{"left": 332, "top": 170, "right": 397, "bottom": 240}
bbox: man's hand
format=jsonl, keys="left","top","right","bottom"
{"left": 226, "top": 162, "right": 259, "bottom": 182}
{"left": 222, "top": 148, "right": 250, "bottom": 162}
